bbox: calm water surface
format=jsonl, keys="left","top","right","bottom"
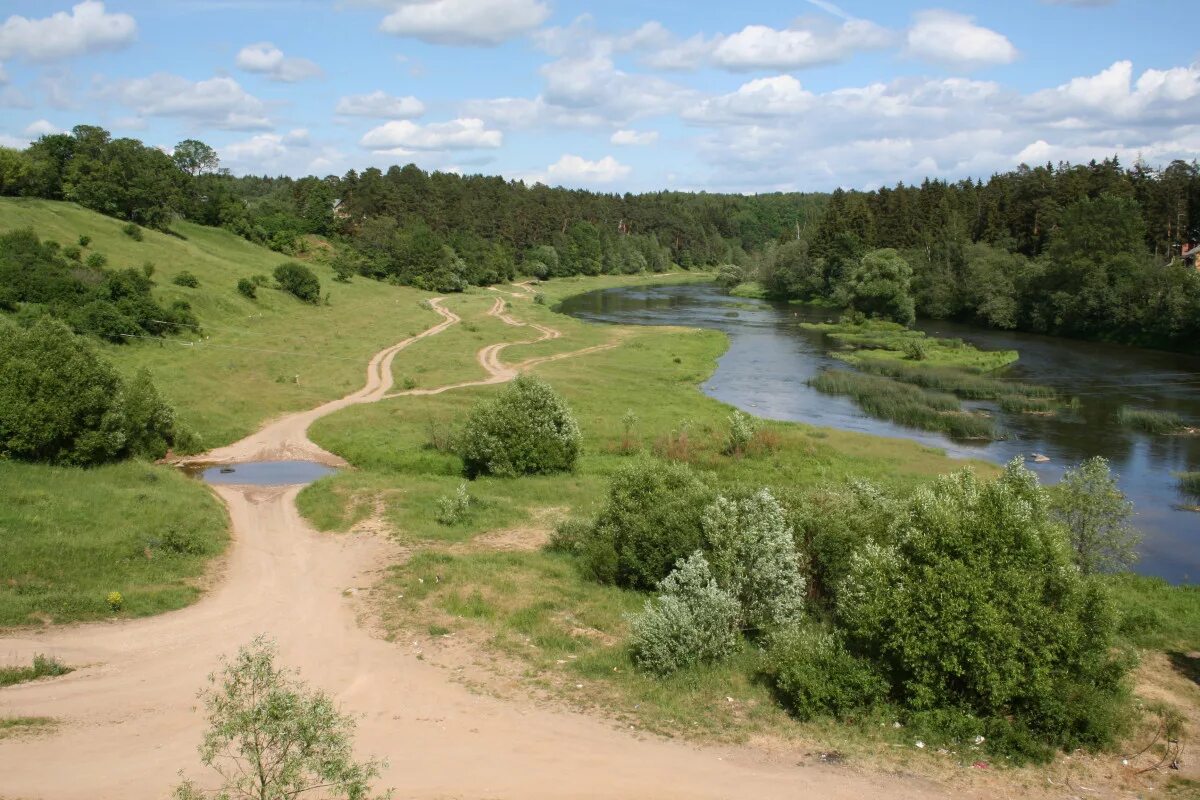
{"left": 560, "top": 283, "right": 1200, "bottom": 584}
{"left": 191, "top": 460, "right": 338, "bottom": 486}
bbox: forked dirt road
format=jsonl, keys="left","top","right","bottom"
{"left": 0, "top": 294, "right": 951, "bottom": 800}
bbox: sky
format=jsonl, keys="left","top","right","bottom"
{"left": 1, "top": 0, "right": 1198, "bottom": 193}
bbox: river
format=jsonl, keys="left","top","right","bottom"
{"left": 559, "top": 282, "right": 1200, "bottom": 585}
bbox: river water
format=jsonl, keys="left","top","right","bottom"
{"left": 559, "top": 283, "right": 1200, "bottom": 584}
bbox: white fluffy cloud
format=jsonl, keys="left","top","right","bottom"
{"left": 379, "top": 0, "right": 549, "bottom": 45}
{"left": 547, "top": 154, "right": 631, "bottom": 184}
{"left": 0, "top": 1, "right": 136, "bottom": 62}
{"left": 23, "top": 119, "right": 61, "bottom": 137}
{"left": 360, "top": 117, "right": 502, "bottom": 150}
{"left": 611, "top": 129, "right": 659, "bottom": 146}
{"left": 104, "top": 74, "right": 271, "bottom": 130}
{"left": 712, "top": 19, "right": 893, "bottom": 71}
{"left": 235, "top": 42, "right": 322, "bottom": 82}
{"left": 905, "top": 11, "right": 1018, "bottom": 70}
{"left": 1025, "top": 60, "right": 1200, "bottom": 125}
{"left": 335, "top": 90, "right": 425, "bottom": 118}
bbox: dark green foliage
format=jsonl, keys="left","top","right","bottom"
{"left": 458, "top": 375, "right": 581, "bottom": 478}
{"left": 838, "top": 248, "right": 915, "bottom": 325}
{"left": 0, "top": 318, "right": 187, "bottom": 465}
{"left": 122, "top": 222, "right": 144, "bottom": 241}
{"left": 236, "top": 277, "right": 257, "bottom": 299}
{"left": 837, "top": 461, "right": 1132, "bottom": 761}
{"left": 0, "top": 229, "right": 197, "bottom": 342}
{"left": 77, "top": 234, "right": 90, "bottom": 247}
{"left": 172, "top": 271, "right": 199, "bottom": 288}
{"left": 85, "top": 251, "right": 107, "bottom": 269}
{"left": 272, "top": 262, "right": 321, "bottom": 304}
{"left": 574, "top": 459, "right": 715, "bottom": 589}
{"left": 766, "top": 625, "right": 887, "bottom": 720}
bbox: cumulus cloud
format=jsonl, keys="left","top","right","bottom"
{"left": 360, "top": 117, "right": 502, "bottom": 150}
{"left": 335, "top": 90, "right": 425, "bottom": 118}
{"left": 235, "top": 42, "right": 323, "bottom": 82}
{"left": 0, "top": 1, "right": 136, "bottom": 62}
{"left": 461, "top": 96, "right": 609, "bottom": 130}
{"left": 1025, "top": 60, "right": 1200, "bottom": 125}
{"left": 379, "top": 0, "right": 550, "bottom": 46}
{"left": 547, "top": 154, "right": 631, "bottom": 184}
{"left": 611, "top": 129, "right": 659, "bottom": 146}
{"left": 686, "top": 75, "right": 816, "bottom": 123}
{"left": 712, "top": 19, "right": 893, "bottom": 70}
{"left": 104, "top": 73, "right": 271, "bottom": 130}
{"left": 905, "top": 11, "right": 1018, "bottom": 70}
{"left": 23, "top": 119, "right": 61, "bottom": 137}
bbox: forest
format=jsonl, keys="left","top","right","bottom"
{"left": 749, "top": 159, "right": 1200, "bottom": 353}
{"left": 3, "top": 125, "right": 1200, "bottom": 350}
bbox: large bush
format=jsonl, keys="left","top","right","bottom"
{"left": 836, "top": 460, "right": 1130, "bottom": 759}
{"left": 0, "top": 318, "right": 188, "bottom": 465}
{"left": 273, "top": 261, "right": 321, "bottom": 304}
{"left": 701, "top": 489, "right": 806, "bottom": 631}
{"left": 793, "top": 480, "right": 900, "bottom": 603}
{"left": 766, "top": 625, "right": 887, "bottom": 720}
{"left": 458, "top": 375, "right": 581, "bottom": 478}
{"left": 628, "top": 552, "right": 741, "bottom": 677}
{"left": 577, "top": 458, "right": 714, "bottom": 589}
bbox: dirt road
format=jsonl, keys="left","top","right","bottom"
{"left": 0, "top": 295, "right": 951, "bottom": 800}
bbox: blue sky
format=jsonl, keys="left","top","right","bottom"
{"left": 1, "top": 0, "right": 1198, "bottom": 192}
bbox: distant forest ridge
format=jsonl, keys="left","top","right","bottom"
{"left": 1, "top": 125, "right": 1199, "bottom": 351}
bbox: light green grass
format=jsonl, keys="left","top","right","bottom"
{"left": 728, "top": 281, "right": 768, "bottom": 299}
{"left": 805, "top": 319, "right": 1019, "bottom": 372}
{"left": 1117, "top": 406, "right": 1188, "bottom": 435}
{"left": 0, "top": 460, "right": 228, "bottom": 627}
{"left": 0, "top": 654, "right": 72, "bottom": 687}
{"left": 0, "top": 717, "right": 58, "bottom": 740}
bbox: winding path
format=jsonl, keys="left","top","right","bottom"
{"left": 0, "top": 296, "right": 950, "bottom": 800}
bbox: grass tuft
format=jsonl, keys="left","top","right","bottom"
{"left": 1117, "top": 406, "right": 1188, "bottom": 434}
{"left": 0, "top": 654, "right": 73, "bottom": 687}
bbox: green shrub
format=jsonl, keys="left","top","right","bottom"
{"left": 628, "top": 552, "right": 741, "bottom": 677}
{"left": 724, "top": 410, "right": 760, "bottom": 455}
{"left": 1050, "top": 456, "right": 1139, "bottom": 574}
{"left": 903, "top": 339, "right": 928, "bottom": 361}
{"left": 715, "top": 263, "right": 745, "bottom": 290}
{"left": 172, "top": 271, "right": 199, "bottom": 288}
{"left": 701, "top": 489, "right": 806, "bottom": 630}
{"left": 0, "top": 319, "right": 185, "bottom": 465}
{"left": 63, "top": 245, "right": 82, "bottom": 262}
{"left": 578, "top": 458, "right": 714, "bottom": 589}
{"left": 273, "top": 262, "right": 321, "bottom": 304}
{"left": 458, "top": 375, "right": 581, "bottom": 478}
{"left": 435, "top": 482, "right": 472, "bottom": 525}
{"left": 159, "top": 525, "right": 214, "bottom": 556}
{"left": 533, "top": 292, "right": 547, "bottom": 305}
{"left": 236, "top": 278, "right": 257, "bottom": 299}
{"left": 122, "top": 222, "right": 144, "bottom": 241}
{"left": 836, "top": 460, "right": 1131, "bottom": 760}
{"left": 794, "top": 481, "right": 900, "bottom": 603}
{"left": 106, "top": 590, "right": 123, "bottom": 611}
{"left": 85, "top": 251, "right": 107, "bottom": 269}
{"left": 78, "top": 234, "right": 91, "bottom": 247}
{"left": 766, "top": 625, "right": 886, "bottom": 720}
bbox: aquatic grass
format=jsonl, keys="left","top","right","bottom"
{"left": 0, "top": 654, "right": 72, "bottom": 687}
{"left": 1116, "top": 407, "right": 1187, "bottom": 434}
{"left": 802, "top": 320, "right": 1019, "bottom": 372}
{"left": 809, "top": 369, "right": 996, "bottom": 440}
{"left": 848, "top": 356, "right": 1059, "bottom": 401}
{"left": 1176, "top": 472, "right": 1200, "bottom": 498}
{"left": 998, "top": 395, "right": 1060, "bottom": 414}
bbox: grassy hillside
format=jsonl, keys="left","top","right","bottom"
{"left": 0, "top": 198, "right": 440, "bottom": 448}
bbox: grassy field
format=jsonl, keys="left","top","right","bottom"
{"left": 0, "top": 461, "right": 228, "bottom": 627}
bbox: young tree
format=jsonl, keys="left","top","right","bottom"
{"left": 838, "top": 248, "right": 916, "bottom": 325}
{"left": 1050, "top": 456, "right": 1140, "bottom": 574}
{"left": 458, "top": 375, "right": 581, "bottom": 478}
{"left": 273, "top": 262, "right": 322, "bottom": 304}
{"left": 174, "top": 637, "right": 389, "bottom": 800}
{"left": 172, "top": 139, "right": 220, "bottom": 177}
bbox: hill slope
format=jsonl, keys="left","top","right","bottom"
{"left": 0, "top": 198, "right": 434, "bottom": 448}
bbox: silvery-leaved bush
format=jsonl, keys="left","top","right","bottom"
{"left": 628, "top": 551, "right": 741, "bottom": 677}
{"left": 702, "top": 489, "right": 806, "bottom": 631}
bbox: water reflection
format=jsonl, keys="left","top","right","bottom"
{"left": 560, "top": 283, "right": 1200, "bottom": 584}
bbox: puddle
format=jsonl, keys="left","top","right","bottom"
{"left": 185, "top": 460, "right": 338, "bottom": 486}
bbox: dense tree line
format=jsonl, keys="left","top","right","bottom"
{"left": 0, "top": 124, "right": 827, "bottom": 293}
{"left": 756, "top": 158, "right": 1200, "bottom": 352}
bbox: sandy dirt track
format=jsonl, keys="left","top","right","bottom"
{"left": 0, "top": 294, "right": 952, "bottom": 800}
